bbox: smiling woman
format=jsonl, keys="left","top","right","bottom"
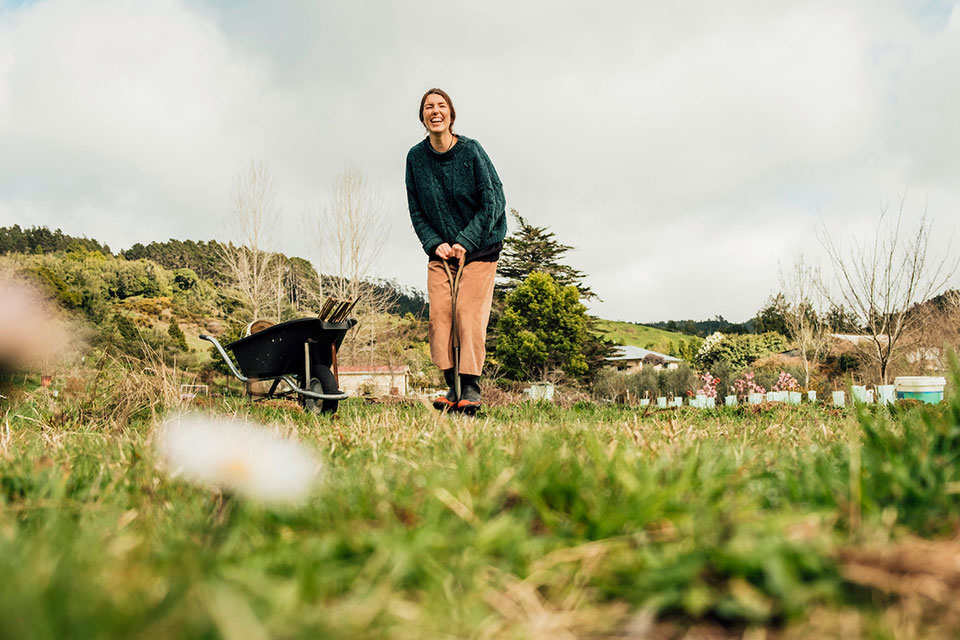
{"left": 405, "top": 87, "right": 507, "bottom": 414}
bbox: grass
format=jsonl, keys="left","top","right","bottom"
{"left": 593, "top": 319, "right": 699, "bottom": 354}
{"left": 2, "top": 361, "right": 960, "bottom": 638}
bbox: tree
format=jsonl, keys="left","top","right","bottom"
{"left": 495, "top": 272, "right": 589, "bottom": 381}
{"left": 818, "top": 196, "right": 959, "bottom": 383}
{"left": 492, "top": 210, "right": 613, "bottom": 379}
{"left": 311, "top": 164, "right": 395, "bottom": 366}
{"left": 753, "top": 293, "right": 790, "bottom": 335}
{"left": 696, "top": 331, "right": 788, "bottom": 369}
{"left": 496, "top": 209, "right": 594, "bottom": 300}
{"left": 778, "top": 253, "right": 830, "bottom": 387}
{"left": 168, "top": 318, "right": 189, "bottom": 351}
{"left": 217, "top": 161, "right": 282, "bottom": 322}
{"left": 824, "top": 303, "right": 861, "bottom": 333}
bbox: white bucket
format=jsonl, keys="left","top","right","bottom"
{"left": 894, "top": 376, "right": 946, "bottom": 404}
{"left": 657, "top": 397, "right": 667, "bottom": 408}
{"left": 725, "top": 395, "right": 737, "bottom": 407}
{"left": 807, "top": 390, "right": 817, "bottom": 402}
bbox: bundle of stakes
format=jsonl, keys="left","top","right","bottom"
{"left": 317, "top": 296, "right": 358, "bottom": 323}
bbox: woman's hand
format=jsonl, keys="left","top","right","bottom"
{"left": 435, "top": 243, "right": 467, "bottom": 261}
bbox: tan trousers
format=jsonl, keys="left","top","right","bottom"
{"left": 427, "top": 259, "right": 498, "bottom": 376}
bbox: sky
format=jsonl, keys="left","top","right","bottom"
{"left": 1, "top": 0, "right": 958, "bottom": 323}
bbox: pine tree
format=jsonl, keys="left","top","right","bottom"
{"left": 168, "top": 318, "right": 189, "bottom": 351}
{"left": 496, "top": 209, "right": 594, "bottom": 301}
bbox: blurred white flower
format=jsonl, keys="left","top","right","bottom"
{"left": 0, "top": 273, "right": 73, "bottom": 373}
{"left": 158, "top": 414, "right": 321, "bottom": 505}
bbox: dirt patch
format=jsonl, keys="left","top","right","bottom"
{"left": 838, "top": 535, "right": 960, "bottom": 632}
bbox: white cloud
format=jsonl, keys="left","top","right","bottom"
{"left": 0, "top": 0, "right": 958, "bottom": 322}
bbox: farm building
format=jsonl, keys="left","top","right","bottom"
{"left": 606, "top": 346, "right": 682, "bottom": 372}
{"left": 336, "top": 365, "right": 409, "bottom": 397}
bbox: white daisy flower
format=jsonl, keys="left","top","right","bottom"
{"left": 158, "top": 414, "right": 321, "bottom": 506}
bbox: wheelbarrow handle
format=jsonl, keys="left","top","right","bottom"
{"left": 199, "top": 334, "right": 250, "bottom": 383}
{"left": 279, "top": 375, "right": 349, "bottom": 401}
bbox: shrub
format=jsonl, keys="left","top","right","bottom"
{"left": 697, "top": 331, "right": 789, "bottom": 369}
{"left": 658, "top": 363, "right": 698, "bottom": 397}
{"left": 495, "top": 272, "right": 589, "bottom": 381}
{"left": 592, "top": 368, "right": 628, "bottom": 402}
{"left": 708, "top": 361, "right": 738, "bottom": 397}
{"left": 172, "top": 268, "right": 199, "bottom": 291}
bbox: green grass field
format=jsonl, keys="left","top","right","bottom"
{"left": 594, "top": 319, "right": 700, "bottom": 355}
{"left": 3, "top": 361, "right": 960, "bottom": 638}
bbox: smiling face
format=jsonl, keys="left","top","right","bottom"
{"left": 419, "top": 89, "right": 456, "bottom": 135}
{"left": 422, "top": 94, "right": 451, "bottom": 134}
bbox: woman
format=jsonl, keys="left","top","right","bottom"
{"left": 405, "top": 88, "right": 507, "bottom": 413}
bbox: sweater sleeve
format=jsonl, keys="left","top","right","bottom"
{"left": 406, "top": 154, "right": 443, "bottom": 256}
{"left": 454, "top": 143, "right": 506, "bottom": 253}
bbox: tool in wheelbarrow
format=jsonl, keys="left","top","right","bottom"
{"left": 201, "top": 317, "right": 356, "bottom": 414}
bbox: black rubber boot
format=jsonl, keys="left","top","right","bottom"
{"left": 456, "top": 374, "right": 482, "bottom": 415}
{"left": 433, "top": 369, "right": 459, "bottom": 412}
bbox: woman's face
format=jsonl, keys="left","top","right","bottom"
{"left": 422, "top": 93, "right": 452, "bottom": 135}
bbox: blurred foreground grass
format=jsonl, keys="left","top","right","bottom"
{"left": 2, "top": 363, "right": 960, "bottom": 639}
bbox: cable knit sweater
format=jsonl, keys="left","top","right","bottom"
{"left": 405, "top": 135, "right": 507, "bottom": 259}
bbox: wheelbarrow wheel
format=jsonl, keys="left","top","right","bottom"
{"left": 304, "top": 364, "right": 340, "bottom": 414}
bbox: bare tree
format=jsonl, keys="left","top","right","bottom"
{"left": 778, "top": 253, "right": 830, "bottom": 387}
{"left": 818, "top": 196, "right": 958, "bottom": 383}
{"left": 907, "top": 288, "right": 960, "bottom": 371}
{"left": 217, "top": 161, "right": 282, "bottom": 323}
{"left": 311, "top": 164, "right": 396, "bottom": 366}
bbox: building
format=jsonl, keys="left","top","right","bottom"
{"left": 336, "top": 365, "right": 409, "bottom": 396}
{"left": 606, "top": 346, "right": 682, "bottom": 372}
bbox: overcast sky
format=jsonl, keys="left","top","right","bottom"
{"left": 1, "top": 0, "right": 958, "bottom": 323}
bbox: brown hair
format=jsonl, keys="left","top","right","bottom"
{"left": 419, "top": 88, "right": 456, "bottom": 134}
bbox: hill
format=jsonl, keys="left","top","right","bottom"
{"left": 643, "top": 316, "right": 753, "bottom": 337}
{"left": 594, "top": 319, "right": 700, "bottom": 357}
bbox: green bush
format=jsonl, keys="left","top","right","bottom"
{"left": 172, "top": 268, "right": 199, "bottom": 291}
{"left": 698, "top": 332, "right": 789, "bottom": 369}
{"left": 659, "top": 363, "right": 698, "bottom": 397}
{"left": 495, "top": 272, "right": 589, "bottom": 381}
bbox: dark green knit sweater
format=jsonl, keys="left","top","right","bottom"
{"left": 405, "top": 135, "right": 507, "bottom": 258}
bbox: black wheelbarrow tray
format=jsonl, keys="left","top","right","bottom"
{"left": 200, "top": 317, "right": 357, "bottom": 413}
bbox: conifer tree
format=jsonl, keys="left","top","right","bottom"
{"left": 168, "top": 318, "right": 189, "bottom": 351}
{"left": 496, "top": 209, "right": 594, "bottom": 300}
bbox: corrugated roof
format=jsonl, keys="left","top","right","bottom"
{"left": 606, "top": 345, "right": 682, "bottom": 363}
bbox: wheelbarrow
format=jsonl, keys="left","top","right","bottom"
{"left": 201, "top": 317, "right": 356, "bottom": 413}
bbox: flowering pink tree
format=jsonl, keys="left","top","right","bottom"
{"left": 732, "top": 372, "right": 766, "bottom": 397}
{"left": 772, "top": 371, "right": 800, "bottom": 392}
{"left": 693, "top": 372, "right": 720, "bottom": 398}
